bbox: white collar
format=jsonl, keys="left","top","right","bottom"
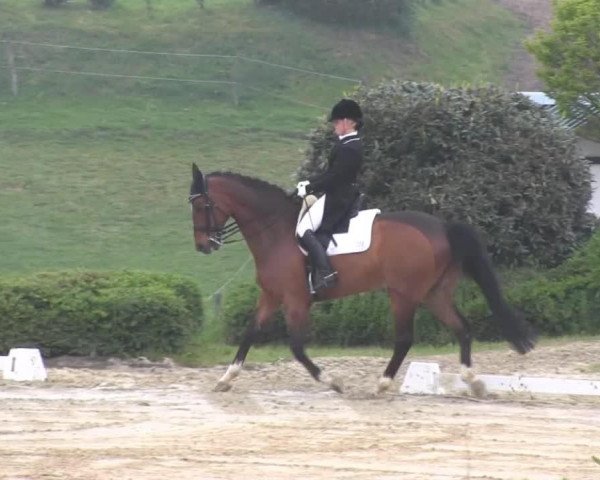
{"left": 339, "top": 131, "right": 358, "bottom": 140}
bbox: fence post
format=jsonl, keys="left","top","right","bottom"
{"left": 213, "top": 291, "right": 223, "bottom": 317}
{"left": 5, "top": 41, "right": 18, "bottom": 96}
{"left": 230, "top": 55, "right": 240, "bottom": 107}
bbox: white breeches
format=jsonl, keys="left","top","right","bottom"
{"left": 296, "top": 194, "right": 326, "bottom": 237}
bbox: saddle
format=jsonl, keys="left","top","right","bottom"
{"left": 297, "top": 194, "right": 380, "bottom": 257}
{"left": 334, "top": 193, "right": 367, "bottom": 234}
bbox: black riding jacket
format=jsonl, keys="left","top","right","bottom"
{"left": 307, "top": 132, "right": 363, "bottom": 233}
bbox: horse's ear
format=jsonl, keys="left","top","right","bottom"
{"left": 192, "top": 162, "right": 202, "bottom": 180}
{"left": 192, "top": 163, "right": 205, "bottom": 193}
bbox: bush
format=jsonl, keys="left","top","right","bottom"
{"left": 504, "top": 230, "right": 600, "bottom": 336}
{"left": 312, "top": 291, "right": 393, "bottom": 345}
{"left": 298, "top": 81, "right": 596, "bottom": 267}
{"left": 89, "top": 0, "right": 114, "bottom": 8}
{"left": 43, "top": 0, "right": 115, "bottom": 8}
{"left": 0, "top": 271, "right": 203, "bottom": 357}
{"left": 443, "top": 233, "right": 600, "bottom": 338}
{"left": 222, "top": 281, "right": 479, "bottom": 346}
{"left": 256, "top": 0, "right": 415, "bottom": 32}
{"left": 43, "top": 0, "right": 67, "bottom": 6}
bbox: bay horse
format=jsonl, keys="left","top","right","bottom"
{"left": 189, "top": 164, "right": 535, "bottom": 394}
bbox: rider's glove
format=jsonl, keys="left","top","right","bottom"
{"left": 295, "top": 180, "right": 310, "bottom": 198}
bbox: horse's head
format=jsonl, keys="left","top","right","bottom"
{"left": 189, "top": 163, "right": 231, "bottom": 254}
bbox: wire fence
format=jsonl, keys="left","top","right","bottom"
{"left": 0, "top": 39, "right": 362, "bottom": 108}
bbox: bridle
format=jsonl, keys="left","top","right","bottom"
{"left": 188, "top": 191, "right": 241, "bottom": 247}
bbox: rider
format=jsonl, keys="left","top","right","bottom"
{"left": 295, "top": 98, "right": 364, "bottom": 292}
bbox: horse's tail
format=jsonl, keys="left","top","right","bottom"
{"left": 445, "top": 222, "right": 536, "bottom": 354}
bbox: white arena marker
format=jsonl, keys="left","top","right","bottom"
{"left": 400, "top": 361, "right": 441, "bottom": 394}
{"left": 2, "top": 348, "right": 47, "bottom": 382}
{"left": 400, "top": 361, "right": 600, "bottom": 397}
{"left": 439, "top": 372, "right": 600, "bottom": 396}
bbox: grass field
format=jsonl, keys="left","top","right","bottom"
{"left": 0, "top": 0, "right": 526, "bottom": 295}
{"left": 0, "top": 94, "right": 315, "bottom": 296}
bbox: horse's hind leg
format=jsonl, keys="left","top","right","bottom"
{"left": 377, "top": 288, "right": 417, "bottom": 393}
{"left": 424, "top": 268, "right": 486, "bottom": 397}
{"left": 214, "top": 290, "right": 280, "bottom": 392}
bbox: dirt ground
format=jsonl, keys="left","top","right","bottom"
{"left": 2, "top": 340, "right": 600, "bottom": 480}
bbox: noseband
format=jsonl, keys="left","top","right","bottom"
{"left": 188, "top": 191, "right": 240, "bottom": 247}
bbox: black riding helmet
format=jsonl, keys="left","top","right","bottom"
{"left": 328, "top": 99, "right": 363, "bottom": 129}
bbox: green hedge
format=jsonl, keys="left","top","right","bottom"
{"left": 221, "top": 280, "right": 484, "bottom": 347}
{"left": 448, "top": 232, "right": 600, "bottom": 337}
{"left": 505, "top": 231, "right": 600, "bottom": 336}
{"left": 312, "top": 291, "right": 393, "bottom": 345}
{"left": 0, "top": 271, "right": 203, "bottom": 357}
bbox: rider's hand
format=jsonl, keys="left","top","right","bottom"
{"left": 295, "top": 180, "right": 310, "bottom": 198}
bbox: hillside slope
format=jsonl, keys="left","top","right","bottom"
{"left": 494, "top": 0, "right": 553, "bottom": 90}
{"left": 0, "top": 0, "right": 533, "bottom": 293}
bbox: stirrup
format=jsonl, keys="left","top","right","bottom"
{"left": 322, "top": 271, "right": 338, "bottom": 285}
{"left": 308, "top": 270, "right": 338, "bottom": 294}
{"left": 308, "top": 272, "right": 316, "bottom": 295}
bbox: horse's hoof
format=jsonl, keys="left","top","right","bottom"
{"left": 213, "top": 381, "right": 232, "bottom": 392}
{"left": 469, "top": 379, "right": 487, "bottom": 398}
{"left": 377, "top": 376, "right": 393, "bottom": 394}
{"left": 460, "top": 365, "right": 476, "bottom": 384}
{"left": 329, "top": 378, "right": 344, "bottom": 393}
{"left": 321, "top": 373, "right": 343, "bottom": 393}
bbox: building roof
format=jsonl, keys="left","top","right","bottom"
{"left": 518, "top": 91, "right": 595, "bottom": 130}
{"left": 519, "top": 91, "right": 556, "bottom": 106}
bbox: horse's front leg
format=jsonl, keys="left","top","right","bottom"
{"left": 284, "top": 301, "right": 343, "bottom": 393}
{"left": 214, "top": 290, "right": 279, "bottom": 392}
{"left": 377, "top": 288, "right": 417, "bottom": 394}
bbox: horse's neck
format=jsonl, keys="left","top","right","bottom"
{"left": 217, "top": 178, "right": 296, "bottom": 253}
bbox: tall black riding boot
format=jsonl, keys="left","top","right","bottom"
{"left": 300, "top": 230, "right": 338, "bottom": 293}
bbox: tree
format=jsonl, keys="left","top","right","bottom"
{"left": 297, "top": 81, "right": 595, "bottom": 267}
{"left": 526, "top": 0, "right": 600, "bottom": 118}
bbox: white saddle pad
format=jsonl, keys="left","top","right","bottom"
{"left": 299, "top": 208, "right": 381, "bottom": 257}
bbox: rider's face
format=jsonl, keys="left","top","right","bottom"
{"left": 333, "top": 118, "right": 356, "bottom": 137}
